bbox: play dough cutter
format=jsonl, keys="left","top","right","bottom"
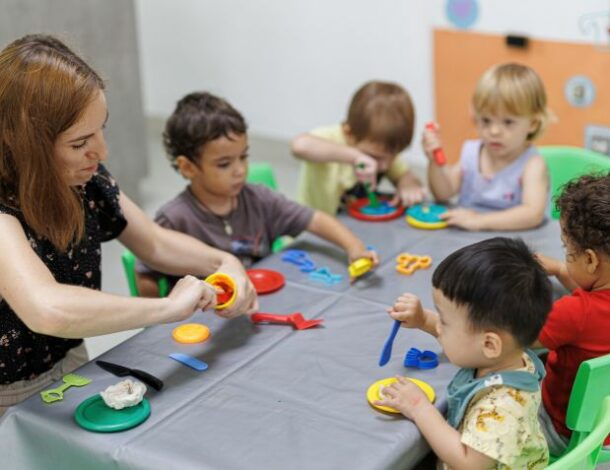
{"left": 40, "top": 373, "right": 92, "bottom": 403}
{"left": 204, "top": 272, "right": 237, "bottom": 309}
{"left": 251, "top": 312, "right": 323, "bottom": 330}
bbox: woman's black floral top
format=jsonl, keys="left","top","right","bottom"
{"left": 0, "top": 165, "right": 127, "bottom": 384}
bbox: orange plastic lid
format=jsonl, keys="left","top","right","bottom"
{"left": 172, "top": 323, "right": 211, "bottom": 344}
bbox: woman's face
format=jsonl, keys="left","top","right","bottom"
{"left": 53, "top": 90, "right": 108, "bottom": 186}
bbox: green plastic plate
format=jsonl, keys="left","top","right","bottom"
{"left": 74, "top": 394, "right": 150, "bottom": 433}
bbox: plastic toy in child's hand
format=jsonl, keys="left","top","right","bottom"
{"left": 404, "top": 348, "right": 439, "bottom": 370}
{"left": 395, "top": 253, "right": 432, "bottom": 276}
{"left": 406, "top": 203, "right": 448, "bottom": 230}
{"left": 281, "top": 249, "right": 316, "bottom": 272}
{"left": 348, "top": 257, "right": 374, "bottom": 279}
{"left": 425, "top": 122, "right": 446, "bottom": 166}
{"left": 204, "top": 272, "right": 237, "bottom": 309}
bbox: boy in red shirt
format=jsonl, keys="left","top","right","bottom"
{"left": 534, "top": 173, "right": 610, "bottom": 454}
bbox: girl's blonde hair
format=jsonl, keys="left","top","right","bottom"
{"left": 472, "top": 63, "right": 552, "bottom": 141}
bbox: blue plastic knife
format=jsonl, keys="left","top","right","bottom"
{"left": 378, "top": 320, "right": 401, "bottom": 366}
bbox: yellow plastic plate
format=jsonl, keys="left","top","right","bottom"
{"left": 366, "top": 377, "right": 435, "bottom": 413}
{"left": 406, "top": 215, "right": 448, "bottom": 230}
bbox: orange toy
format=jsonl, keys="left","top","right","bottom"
{"left": 204, "top": 272, "right": 237, "bottom": 310}
{"left": 395, "top": 253, "right": 432, "bottom": 275}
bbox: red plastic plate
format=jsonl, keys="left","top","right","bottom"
{"left": 247, "top": 269, "right": 286, "bottom": 295}
{"left": 347, "top": 198, "right": 404, "bottom": 222}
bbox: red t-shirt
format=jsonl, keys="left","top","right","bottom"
{"left": 539, "top": 288, "right": 610, "bottom": 443}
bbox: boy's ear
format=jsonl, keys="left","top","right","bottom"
{"left": 175, "top": 156, "right": 198, "bottom": 179}
{"left": 342, "top": 123, "right": 354, "bottom": 143}
{"left": 481, "top": 331, "right": 503, "bottom": 360}
{"left": 584, "top": 248, "right": 600, "bottom": 274}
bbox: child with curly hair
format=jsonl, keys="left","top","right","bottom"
{"left": 533, "top": 173, "right": 610, "bottom": 454}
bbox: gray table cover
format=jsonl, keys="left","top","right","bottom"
{"left": 0, "top": 216, "right": 564, "bottom": 470}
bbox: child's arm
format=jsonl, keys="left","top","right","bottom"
{"left": 388, "top": 169, "right": 426, "bottom": 207}
{"left": 376, "top": 378, "right": 495, "bottom": 470}
{"left": 291, "top": 134, "right": 378, "bottom": 188}
{"left": 388, "top": 293, "right": 439, "bottom": 337}
{"left": 306, "top": 210, "right": 379, "bottom": 266}
{"left": 536, "top": 253, "right": 577, "bottom": 291}
{"left": 423, "top": 126, "right": 462, "bottom": 201}
{"left": 442, "top": 156, "right": 548, "bottom": 231}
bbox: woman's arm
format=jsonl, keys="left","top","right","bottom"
{"left": 0, "top": 213, "right": 214, "bottom": 338}
{"left": 117, "top": 192, "right": 257, "bottom": 317}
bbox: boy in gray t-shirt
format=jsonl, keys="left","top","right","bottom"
{"left": 136, "top": 92, "right": 377, "bottom": 296}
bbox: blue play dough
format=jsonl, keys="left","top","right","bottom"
{"left": 406, "top": 203, "right": 447, "bottom": 223}
{"left": 360, "top": 201, "right": 395, "bottom": 215}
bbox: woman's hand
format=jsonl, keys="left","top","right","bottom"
{"left": 167, "top": 275, "right": 217, "bottom": 322}
{"left": 214, "top": 260, "right": 258, "bottom": 319}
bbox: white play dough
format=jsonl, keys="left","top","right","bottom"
{"left": 100, "top": 379, "right": 147, "bottom": 410}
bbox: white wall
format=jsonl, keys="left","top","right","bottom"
{"left": 134, "top": 0, "right": 609, "bottom": 163}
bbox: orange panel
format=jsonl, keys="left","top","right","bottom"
{"left": 434, "top": 29, "right": 610, "bottom": 163}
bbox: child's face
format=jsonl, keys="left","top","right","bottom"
{"left": 432, "top": 287, "right": 486, "bottom": 368}
{"left": 190, "top": 133, "right": 249, "bottom": 198}
{"left": 475, "top": 111, "right": 537, "bottom": 160}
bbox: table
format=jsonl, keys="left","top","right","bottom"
{"left": 0, "top": 216, "right": 564, "bottom": 470}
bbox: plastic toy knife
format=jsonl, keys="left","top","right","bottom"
{"left": 379, "top": 320, "right": 401, "bottom": 366}
{"left": 96, "top": 360, "right": 164, "bottom": 391}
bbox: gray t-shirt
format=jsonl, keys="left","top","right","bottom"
{"left": 137, "top": 183, "right": 314, "bottom": 280}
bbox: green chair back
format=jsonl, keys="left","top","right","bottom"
{"left": 246, "top": 161, "right": 292, "bottom": 253}
{"left": 550, "top": 353, "right": 610, "bottom": 464}
{"left": 247, "top": 162, "right": 278, "bottom": 190}
{"left": 539, "top": 146, "right": 610, "bottom": 220}
{"left": 121, "top": 249, "right": 169, "bottom": 297}
{"left": 547, "top": 396, "right": 610, "bottom": 469}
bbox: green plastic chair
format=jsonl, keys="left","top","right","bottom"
{"left": 121, "top": 249, "right": 169, "bottom": 297}
{"left": 247, "top": 162, "right": 278, "bottom": 190}
{"left": 247, "top": 161, "right": 292, "bottom": 253}
{"left": 549, "top": 353, "right": 610, "bottom": 465}
{"left": 539, "top": 146, "right": 610, "bottom": 220}
{"left": 547, "top": 396, "right": 610, "bottom": 469}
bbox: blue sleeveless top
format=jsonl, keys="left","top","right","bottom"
{"left": 458, "top": 140, "right": 541, "bottom": 212}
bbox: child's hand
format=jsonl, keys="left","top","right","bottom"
{"left": 422, "top": 125, "right": 444, "bottom": 163}
{"left": 388, "top": 293, "right": 426, "bottom": 329}
{"left": 390, "top": 184, "right": 425, "bottom": 208}
{"left": 535, "top": 253, "right": 563, "bottom": 277}
{"left": 374, "top": 376, "right": 433, "bottom": 419}
{"left": 352, "top": 153, "right": 378, "bottom": 189}
{"left": 440, "top": 208, "right": 482, "bottom": 231}
{"left": 347, "top": 247, "right": 379, "bottom": 266}
{"left": 167, "top": 275, "right": 218, "bottom": 321}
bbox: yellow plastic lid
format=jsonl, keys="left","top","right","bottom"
{"left": 172, "top": 323, "right": 211, "bottom": 344}
{"left": 366, "top": 377, "right": 435, "bottom": 413}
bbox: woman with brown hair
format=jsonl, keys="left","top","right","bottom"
{"left": 0, "top": 34, "right": 257, "bottom": 415}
